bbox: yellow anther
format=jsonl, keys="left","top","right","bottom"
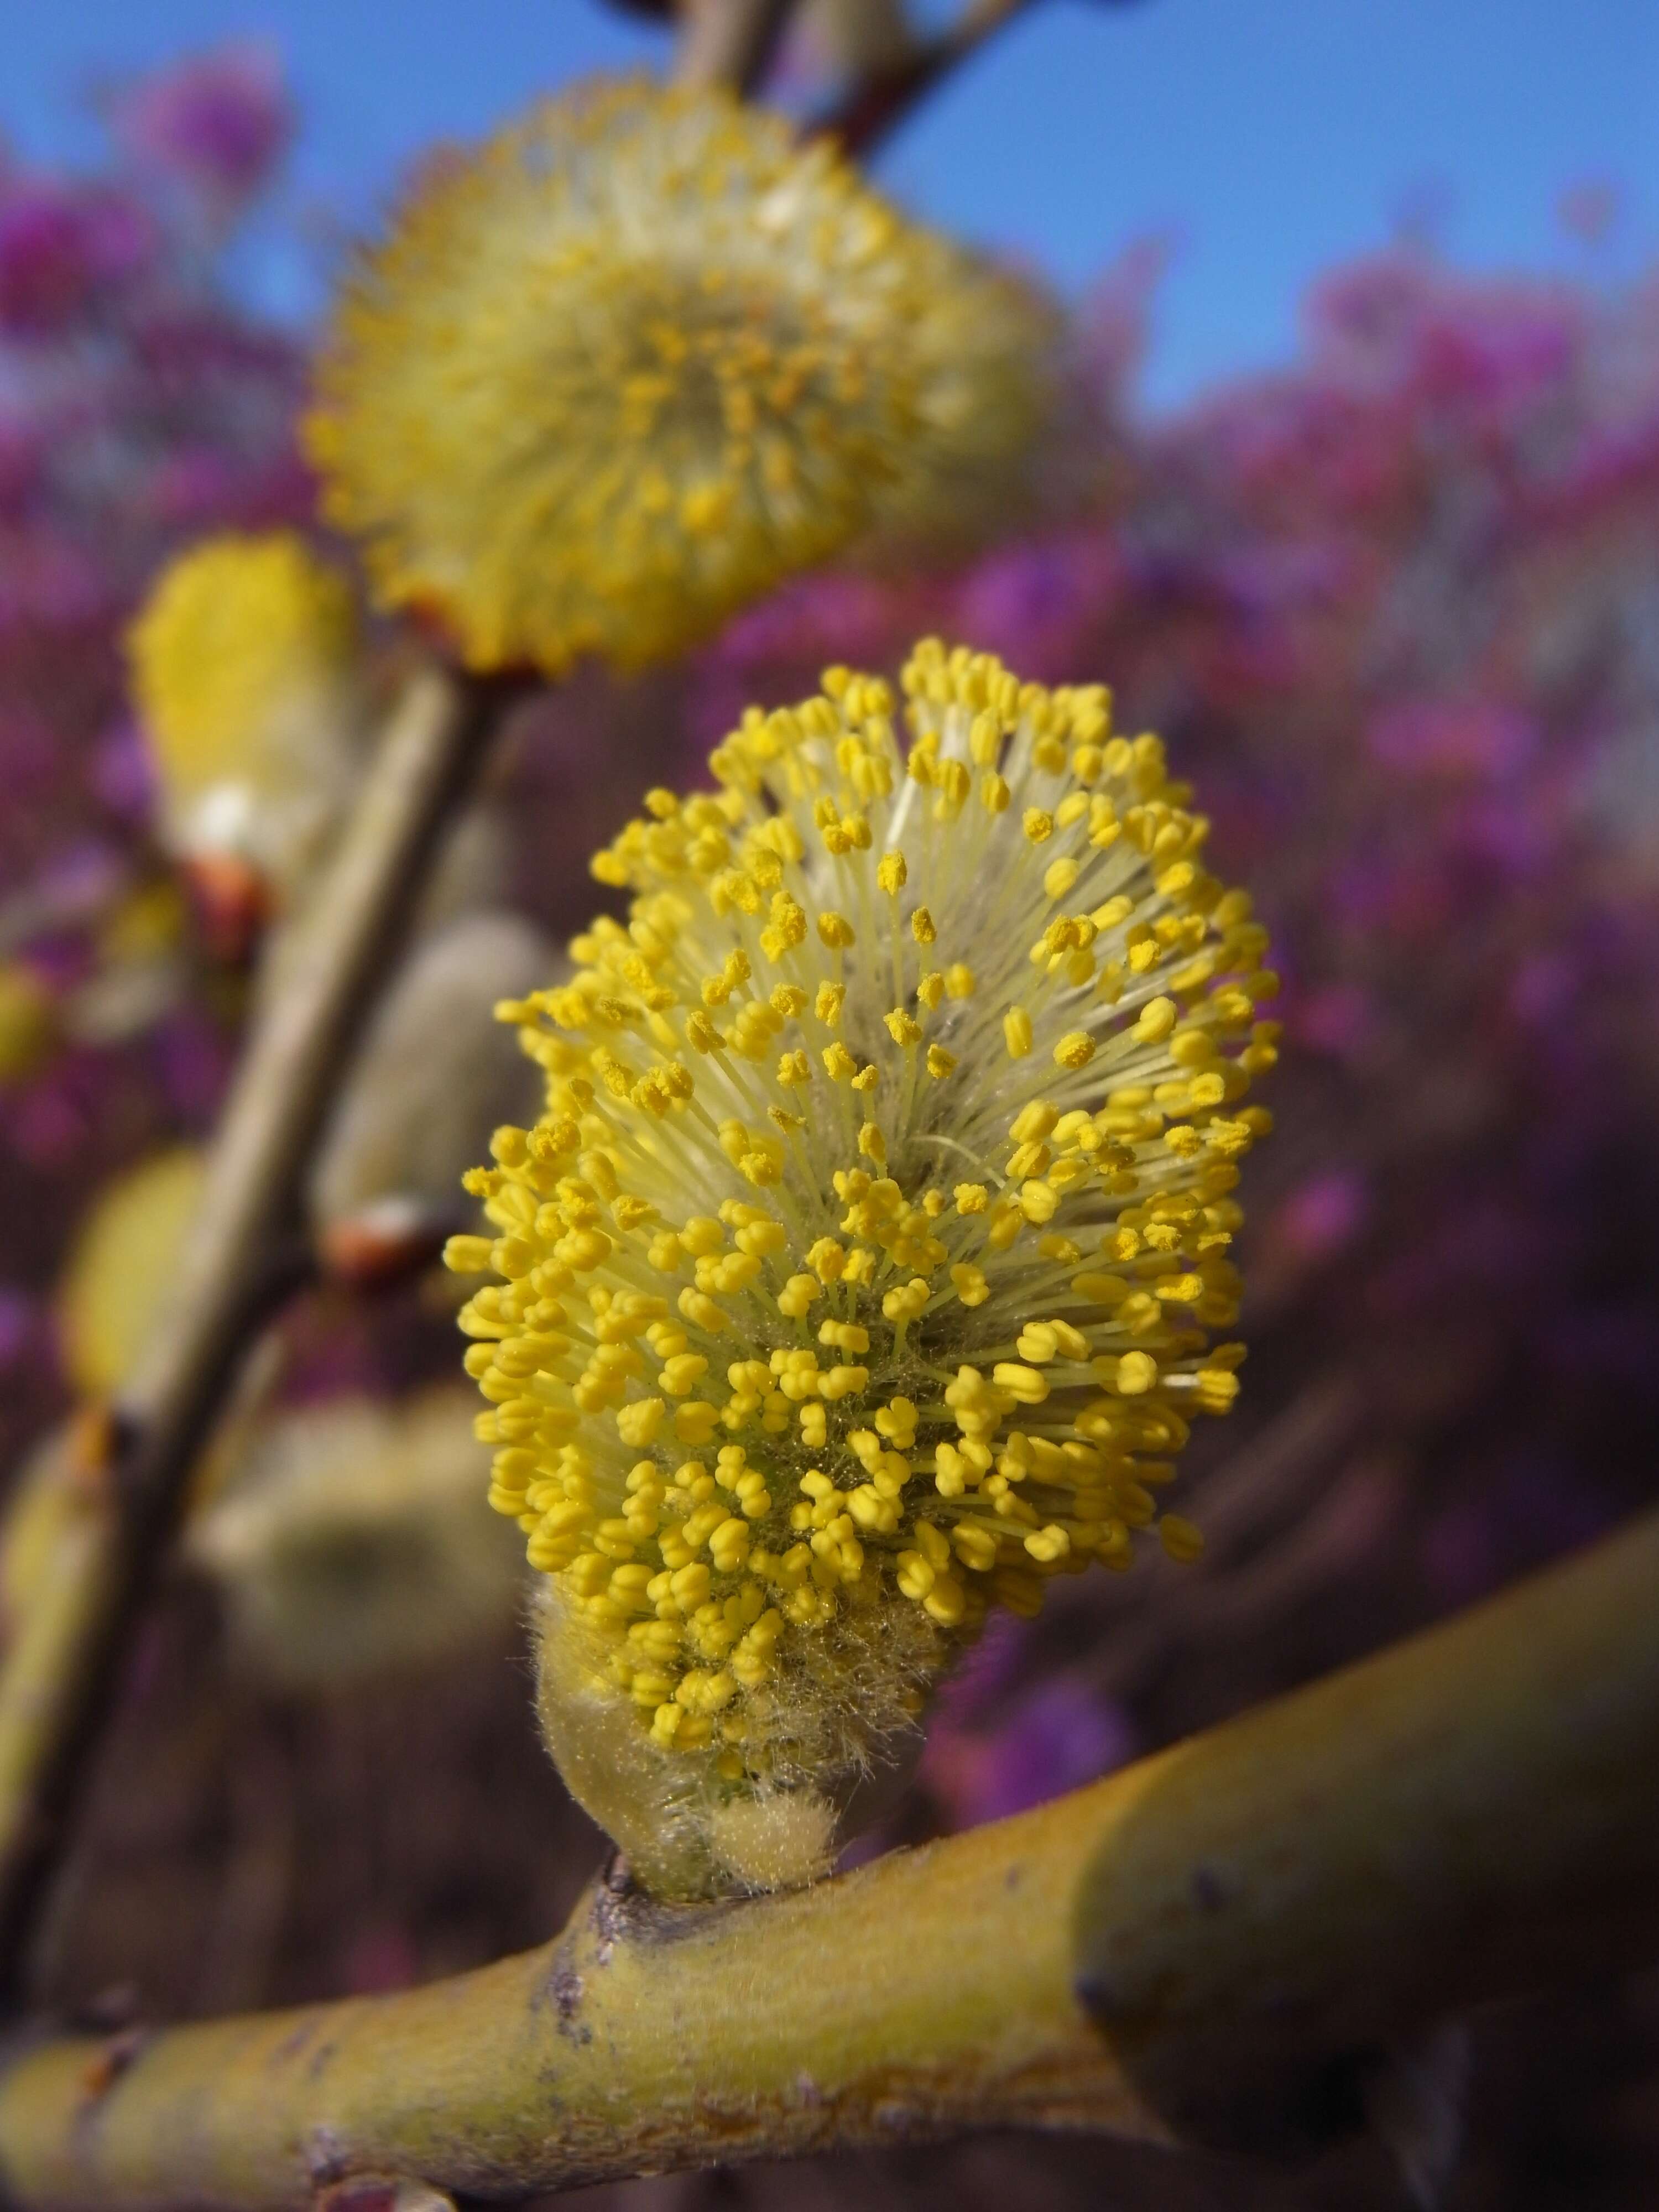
{"left": 1018, "top": 1180, "right": 1058, "bottom": 1224}
{"left": 759, "top": 891, "right": 807, "bottom": 962}
{"left": 1115, "top": 1351, "right": 1158, "bottom": 1394}
{"left": 880, "top": 1277, "right": 930, "bottom": 1323}
{"left": 1009, "top": 1100, "right": 1058, "bottom": 1143}
{"left": 922, "top": 1575, "right": 966, "bottom": 1627}
{"left": 993, "top": 1361, "right": 1050, "bottom": 1406}
{"left": 1016, "top": 1317, "right": 1089, "bottom": 1363}
{"left": 616, "top": 1397, "right": 666, "bottom": 1446}
{"left": 660, "top": 1353, "right": 711, "bottom": 1397}
{"left": 896, "top": 1550, "right": 935, "bottom": 1599}
{"left": 1023, "top": 1524, "right": 1070, "bottom": 1563}
{"left": 817, "top": 1318, "right": 871, "bottom": 1354}
{"left": 1158, "top": 1514, "right": 1204, "bottom": 1563}
{"left": 806, "top": 1237, "right": 846, "bottom": 1282}
{"left": 968, "top": 707, "right": 1001, "bottom": 764}
{"left": 935, "top": 759, "right": 971, "bottom": 813}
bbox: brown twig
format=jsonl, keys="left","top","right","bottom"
{"left": 811, "top": 0, "right": 1041, "bottom": 158}
{"left": 0, "top": 665, "right": 525, "bottom": 2002}
{"left": 672, "top": 0, "right": 799, "bottom": 93}
{"left": 1, "top": 1511, "right": 1656, "bottom": 2204}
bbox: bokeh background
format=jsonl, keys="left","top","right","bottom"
{"left": 4, "top": 4, "right": 1659, "bottom": 2205}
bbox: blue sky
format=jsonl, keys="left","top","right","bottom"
{"left": 4, "top": 0, "right": 1656, "bottom": 409}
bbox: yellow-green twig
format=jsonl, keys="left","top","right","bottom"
{"left": 2, "top": 1510, "right": 1655, "bottom": 2207}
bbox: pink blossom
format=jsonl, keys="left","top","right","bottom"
{"left": 110, "top": 43, "right": 292, "bottom": 206}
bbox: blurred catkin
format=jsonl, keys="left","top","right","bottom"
{"left": 306, "top": 78, "right": 1055, "bottom": 677}
{"left": 189, "top": 1389, "right": 525, "bottom": 1691}
{"left": 126, "top": 533, "right": 363, "bottom": 908}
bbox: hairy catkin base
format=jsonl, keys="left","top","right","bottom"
{"left": 533, "top": 1578, "right": 937, "bottom": 1897}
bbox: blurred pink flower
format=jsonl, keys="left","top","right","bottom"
{"left": 923, "top": 1678, "right": 1137, "bottom": 1830}
{"left": 109, "top": 43, "right": 292, "bottom": 207}
{"left": 0, "top": 187, "right": 152, "bottom": 335}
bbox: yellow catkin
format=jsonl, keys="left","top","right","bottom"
{"left": 189, "top": 1390, "right": 525, "bottom": 1691}
{"left": 0, "top": 962, "right": 53, "bottom": 1086}
{"left": 58, "top": 1149, "right": 207, "bottom": 1397}
{"left": 448, "top": 641, "right": 1275, "bottom": 1896}
{"left": 305, "top": 78, "right": 1053, "bottom": 678}
{"left": 126, "top": 533, "right": 359, "bottom": 891}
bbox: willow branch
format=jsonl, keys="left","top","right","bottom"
{"left": 673, "top": 0, "right": 798, "bottom": 93}
{"left": 0, "top": 666, "right": 524, "bottom": 2001}
{"left": 2, "top": 1511, "right": 1655, "bottom": 2206}
{"left": 812, "top": 0, "right": 1041, "bottom": 158}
